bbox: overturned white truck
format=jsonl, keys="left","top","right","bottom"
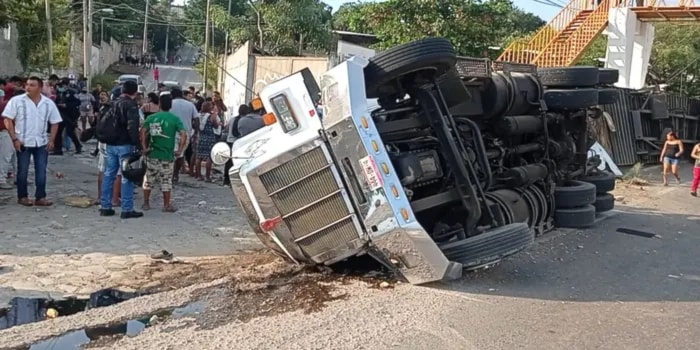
{"left": 211, "top": 38, "right": 619, "bottom": 285}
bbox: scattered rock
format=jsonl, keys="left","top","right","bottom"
{"left": 379, "top": 281, "right": 390, "bottom": 289}
{"left": 49, "top": 221, "right": 65, "bottom": 230}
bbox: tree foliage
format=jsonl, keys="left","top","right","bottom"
{"left": 331, "top": 0, "right": 544, "bottom": 58}
{"left": 648, "top": 23, "right": 700, "bottom": 96}
{"left": 184, "top": 0, "right": 333, "bottom": 56}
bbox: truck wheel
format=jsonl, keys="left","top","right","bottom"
{"left": 598, "top": 88, "right": 619, "bottom": 105}
{"left": 364, "top": 37, "right": 457, "bottom": 98}
{"left": 593, "top": 193, "right": 615, "bottom": 213}
{"left": 438, "top": 223, "right": 534, "bottom": 271}
{"left": 554, "top": 180, "right": 596, "bottom": 209}
{"left": 554, "top": 205, "right": 596, "bottom": 228}
{"left": 537, "top": 67, "right": 599, "bottom": 88}
{"left": 581, "top": 171, "right": 616, "bottom": 193}
{"left": 598, "top": 68, "right": 619, "bottom": 85}
{"left": 543, "top": 88, "right": 599, "bottom": 111}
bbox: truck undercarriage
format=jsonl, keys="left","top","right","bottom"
{"left": 217, "top": 37, "right": 619, "bottom": 285}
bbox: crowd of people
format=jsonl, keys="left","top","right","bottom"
{"left": 0, "top": 73, "right": 268, "bottom": 220}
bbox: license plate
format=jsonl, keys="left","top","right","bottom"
{"left": 359, "top": 155, "right": 383, "bottom": 191}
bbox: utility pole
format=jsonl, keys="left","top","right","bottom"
{"left": 83, "top": 0, "right": 90, "bottom": 81}
{"left": 203, "top": 0, "right": 211, "bottom": 92}
{"left": 164, "top": 0, "right": 171, "bottom": 64}
{"left": 87, "top": 0, "right": 93, "bottom": 90}
{"left": 220, "top": 0, "right": 232, "bottom": 91}
{"left": 142, "top": 0, "right": 150, "bottom": 55}
{"left": 44, "top": 0, "right": 54, "bottom": 74}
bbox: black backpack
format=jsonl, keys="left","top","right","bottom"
{"left": 96, "top": 100, "right": 124, "bottom": 144}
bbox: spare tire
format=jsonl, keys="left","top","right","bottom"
{"left": 598, "top": 68, "right": 620, "bottom": 85}
{"left": 581, "top": 171, "right": 616, "bottom": 193}
{"left": 543, "top": 88, "right": 599, "bottom": 111}
{"left": 554, "top": 205, "right": 596, "bottom": 228}
{"left": 538, "top": 67, "right": 599, "bottom": 88}
{"left": 438, "top": 223, "right": 534, "bottom": 270}
{"left": 598, "top": 88, "right": 619, "bottom": 105}
{"left": 364, "top": 37, "right": 457, "bottom": 98}
{"left": 593, "top": 193, "right": 615, "bottom": 213}
{"left": 554, "top": 180, "right": 596, "bottom": 209}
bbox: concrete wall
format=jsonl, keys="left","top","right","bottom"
{"left": 252, "top": 56, "right": 328, "bottom": 94}
{"left": 0, "top": 24, "right": 23, "bottom": 76}
{"left": 69, "top": 37, "right": 122, "bottom": 77}
{"left": 222, "top": 40, "right": 329, "bottom": 120}
{"left": 222, "top": 41, "right": 252, "bottom": 120}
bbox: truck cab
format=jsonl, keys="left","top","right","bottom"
{"left": 212, "top": 38, "right": 617, "bottom": 285}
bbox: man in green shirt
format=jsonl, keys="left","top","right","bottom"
{"left": 140, "top": 94, "right": 186, "bottom": 212}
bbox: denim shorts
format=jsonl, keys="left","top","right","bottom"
{"left": 663, "top": 157, "right": 680, "bottom": 165}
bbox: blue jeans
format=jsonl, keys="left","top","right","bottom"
{"left": 102, "top": 145, "right": 135, "bottom": 211}
{"left": 16, "top": 146, "right": 49, "bottom": 200}
{"left": 63, "top": 131, "right": 71, "bottom": 151}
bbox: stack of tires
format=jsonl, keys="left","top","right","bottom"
{"left": 553, "top": 180, "right": 597, "bottom": 228}
{"left": 581, "top": 171, "right": 616, "bottom": 214}
{"left": 538, "top": 66, "right": 620, "bottom": 111}
{"left": 553, "top": 171, "right": 617, "bottom": 228}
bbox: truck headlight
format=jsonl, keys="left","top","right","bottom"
{"left": 271, "top": 94, "right": 299, "bottom": 132}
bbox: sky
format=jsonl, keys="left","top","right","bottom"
{"left": 172, "top": 0, "right": 558, "bottom": 21}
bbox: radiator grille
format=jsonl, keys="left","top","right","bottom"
{"left": 297, "top": 219, "right": 359, "bottom": 258}
{"left": 259, "top": 147, "right": 328, "bottom": 193}
{"left": 257, "top": 145, "right": 360, "bottom": 258}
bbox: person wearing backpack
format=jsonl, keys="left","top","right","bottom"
{"left": 96, "top": 80, "right": 143, "bottom": 219}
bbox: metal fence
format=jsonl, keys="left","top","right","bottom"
{"left": 601, "top": 88, "right": 700, "bottom": 166}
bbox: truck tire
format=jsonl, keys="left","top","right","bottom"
{"left": 554, "top": 180, "right": 596, "bottom": 209}
{"left": 364, "top": 37, "right": 457, "bottom": 98}
{"left": 438, "top": 223, "right": 534, "bottom": 270}
{"left": 543, "top": 88, "right": 599, "bottom": 111}
{"left": 537, "top": 67, "right": 599, "bottom": 87}
{"left": 598, "top": 88, "right": 619, "bottom": 105}
{"left": 581, "top": 171, "right": 616, "bottom": 193}
{"left": 593, "top": 193, "right": 615, "bottom": 213}
{"left": 554, "top": 205, "right": 596, "bottom": 228}
{"left": 598, "top": 68, "right": 620, "bottom": 85}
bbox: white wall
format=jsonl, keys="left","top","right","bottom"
{"left": 223, "top": 41, "right": 252, "bottom": 121}
{"left": 0, "top": 24, "right": 24, "bottom": 75}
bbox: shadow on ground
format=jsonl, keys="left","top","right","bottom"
{"left": 435, "top": 204, "right": 700, "bottom": 302}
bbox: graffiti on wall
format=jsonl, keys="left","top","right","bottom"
{"left": 254, "top": 70, "right": 285, "bottom": 94}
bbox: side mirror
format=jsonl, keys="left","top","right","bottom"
{"left": 210, "top": 142, "right": 232, "bottom": 165}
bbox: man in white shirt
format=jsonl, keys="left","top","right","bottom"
{"left": 2, "top": 77, "right": 62, "bottom": 206}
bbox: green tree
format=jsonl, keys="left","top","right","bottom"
{"left": 185, "top": 0, "right": 333, "bottom": 56}
{"left": 648, "top": 23, "right": 700, "bottom": 96}
{"left": 331, "top": 0, "right": 544, "bottom": 58}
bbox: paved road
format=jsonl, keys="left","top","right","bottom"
{"left": 2, "top": 157, "right": 699, "bottom": 349}
{"left": 99, "top": 178, "right": 700, "bottom": 350}
{"left": 0, "top": 143, "right": 257, "bottom": 304}
{"left": 143, "top": 43, "right": 203, "bottom": 93}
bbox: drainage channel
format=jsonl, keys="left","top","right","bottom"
{"left": 1, "top": 287, "right": 206, "bottom": 350}
{"left": 1, "top": 288, "right": 150, "bottom": 332}
{"left": 24, "top": 301, "right": 205, "bottom": 349}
